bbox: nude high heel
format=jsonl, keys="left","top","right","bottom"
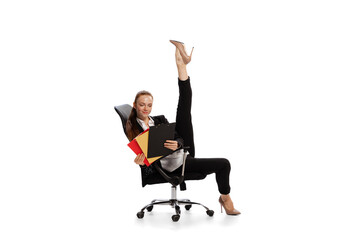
{"left": 219, "top": 196, "right": 241, "bottom": 215}
{"left": 170, "top": 40, "right": 194, "bottom": 64}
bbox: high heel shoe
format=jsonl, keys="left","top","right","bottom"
{"left": 169, "top": 40, "right": 194, "bottom": 64}
{"left": 219, "top": 196, "right": 241, "bottom": 215}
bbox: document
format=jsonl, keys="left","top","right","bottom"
{"left": 127, "top": 122, "right": 176, "bottom": 166}
{"left": 127, "top": 129, "right": 151, "bottom": 166}
{"left": 136, "top": 130, "right": 162, "bottom": 164}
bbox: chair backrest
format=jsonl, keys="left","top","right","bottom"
{"left": 114, "top": 104, "right": 132, "bottom": 134}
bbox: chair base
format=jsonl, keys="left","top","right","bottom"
{"left": 136, "top": 185, "right": 214, "bottom": 222}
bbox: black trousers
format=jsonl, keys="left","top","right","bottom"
{"left": 174, "top": 78, "right": 231, "bottom": 195}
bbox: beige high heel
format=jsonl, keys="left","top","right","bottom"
{"left": 219, "top": 196, "right": 241, "bottom": 215}
{"left": 169, "top": 40, "right": 194, "bottom": 64}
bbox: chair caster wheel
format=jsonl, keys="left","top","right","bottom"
{"left": 206, "top": 210, "right": 214, "bottom": 216}
{"left": 172, "top": 214, "right": 180, "bottom": 222}
{"left": 185, "top": 205, "right": 192, "bottom": 210}
{"left": 175, "top": 205, "right": 181, "bottom": 215}
{"left": 146, "top": 206, "right": 153, "bottom": 212}
{"left": 137, "top": 212, "right": 144, "bottom": 219}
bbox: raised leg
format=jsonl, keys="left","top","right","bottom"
{"left": 174, "top": 48, "right": 195, "bottom": 157}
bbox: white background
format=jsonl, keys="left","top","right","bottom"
{"left": 1, "top": 0, "right": 359, "bottom": 239}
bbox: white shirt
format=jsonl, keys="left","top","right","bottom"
{"left": 136, "top": 116, "right": 155, "bottom": 130}
{"left": 136, "top": 117, "right": 185, "bottom": 172}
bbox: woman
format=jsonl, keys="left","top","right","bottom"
{"left": 126, "top": 40, "right": 240, "bottom": 215}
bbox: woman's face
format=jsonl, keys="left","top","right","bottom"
{"left": 134, "top": 94, "right": 153, "bottom": 120}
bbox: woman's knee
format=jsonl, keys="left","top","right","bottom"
{"left": 219, "top": 158, "right": 231, "bottom": 171}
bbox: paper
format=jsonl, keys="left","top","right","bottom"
{"left": 136, "top": 130, "right": 162, "bottom": 164}
{"left": 127, "top": 122, "right": 176, "bottom": 166}
{"left": 127, "top": 129, "right": 150, "bottom": 166}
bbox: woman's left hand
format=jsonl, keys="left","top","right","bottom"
{"left": 164, "top": 140, "right": 179, "bottom": 151}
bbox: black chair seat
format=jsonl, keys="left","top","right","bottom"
{"left": 142, "top": 170, "right": 207, "bottom": 186}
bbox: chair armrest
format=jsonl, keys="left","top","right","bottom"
{"left": 180, "top": 146, "right": 190, "bottom": 177}
{"left": 153, "top": 146, "right": 190, "bottom": 187}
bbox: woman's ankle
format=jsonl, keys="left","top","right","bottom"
{"left": 178, "top": 68, "right": 188, "bottom": 81}
{"left": 221, "top": 194, "right": 231, "bottom": 202}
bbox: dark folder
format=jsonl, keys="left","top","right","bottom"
{"left": 147, "top": 122, "right": 176, "bottom": 158}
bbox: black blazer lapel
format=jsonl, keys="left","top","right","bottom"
{"left": 137, "top": 115, "right": 167, "bottom": 133}
{"left": 152, "top": 115, "right": 167, "bottom": 125}
{"left": 136, "top": 122, "right": 144, "bottom": 133}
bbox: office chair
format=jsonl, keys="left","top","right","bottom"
{"left": 114, "top": 104, "right": 214, "bottom": 222}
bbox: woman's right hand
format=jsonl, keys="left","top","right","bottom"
{"left": 134, "top": 153, "right": 145, "bottom": 166}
